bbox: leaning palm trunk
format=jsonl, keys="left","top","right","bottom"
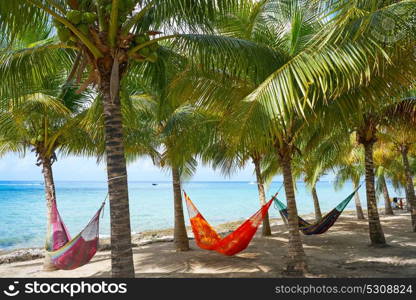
{"left": 400, "top": 146, "right": 416, "bottom": 232}
{"left": 279, "top": 152, "right": 307, "bottom": 275}
{"left": 380, "top": 176, "right": 394, "bottom": 215}
{"left": 311, "top": 185, "right": 322, "bottom": 222}
{"left": 99, "top": 63, "right": 135, "bottom": 278}
{"left": 253, "top": 158, "right": 272, "bottom": 236}
{"left": 363, "top": 142, "right": 386, "bottom": 245}
{"left": 353, "top": 182, "right": 365, "bottom": 220}
{"left": 172, "top": 167, "right": 190, "bottom": 251}
{"left": 41, "top": 156, "right": 58, "bottom": 271}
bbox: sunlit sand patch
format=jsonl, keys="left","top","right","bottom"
{"left": 235, "top": 252, "right": 260, "bottom": 259}
{"left": 347, "top": 257, "right": 416, "bottom": 266}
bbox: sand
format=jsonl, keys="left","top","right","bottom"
{"left": 0, "top": 210, "right": 415, "bottom": 278}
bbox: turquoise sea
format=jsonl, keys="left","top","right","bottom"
{"left": 0, "top": 180, "right": 404, "bottom": 250}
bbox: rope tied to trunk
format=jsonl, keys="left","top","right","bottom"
{"left": 107, "top": 175, "right": 127, "bottom": 182}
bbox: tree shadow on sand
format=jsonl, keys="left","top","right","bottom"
{"left": 87, "top": 213, "right": 416, "bottom": 278}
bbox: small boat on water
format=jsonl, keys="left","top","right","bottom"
{"left": 152, "top": 183, "right": 158, "bottom": 186}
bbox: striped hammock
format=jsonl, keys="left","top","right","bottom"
{"left": 274, "top": 187, "right": 360, "bottom": 235}
{"left": 45, "top": 199, "right": 105, "bottom": 270}
{"left": 184, "top": 191, "right": 275, "bottom": 256}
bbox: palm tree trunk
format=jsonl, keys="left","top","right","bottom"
{"left": 380, "top": 176, "right": 394, "bottom": 215}
{"left": 253, "top": 157, "right": 272, "bottom": 236}
{"left": 172, "top": 167, "right": 190, "bottom": 251}
{"left": 41, "top": 156, "right": 58, "bottom": 271}
{"left": 353, "top": 182, "right": 365, "bottom": 220}
{"left": 279, "top": 153, "right": 307, "bottom": 275}
{"left": 311, "top": 185, "right": 322, "bottom": 222}
{"left": 363, "top": 142, "right": 386, "bottom": 245}
{"left": 400, "top": 146, "right": 416, "bottom": 232}
{"left": 99, "top": 61, "right": 135, "bottom": 278}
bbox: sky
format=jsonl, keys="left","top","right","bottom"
{"left": 0, "top": 152, "right": 337, "bottom": 182}
{"left": 0, "top": 153, "right": 259, "bottom": 182}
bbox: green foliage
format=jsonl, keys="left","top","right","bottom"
{"left": 82, "top": 12, "right": 97, "bottom": 24}
{"left": 0, "top": 0, "right": 416, "bottom": 190}
{"left": 135, "top": 34, "right": 150, "bottom": 44}
{"left": 0, "top": 75, "right": 95, "bottom": 161}
{"left": 66, "top": 10, "right": 83, "bottom": 25}
{"left": 57, "top": 27, "right": 71, "bottom": 42}
{"left": 77, "top": 24, "right": 90, "bottom": 37}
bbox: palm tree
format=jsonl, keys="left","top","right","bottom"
{"left": 316, "top": 0, "right": 416, "bottom": 241}
{"left": 310, "top": 186, "right": 322, "bottom": 221}
{"left": 313, "top": 0, "right": 416, "bottom": 240}
{"left": 333, "top": 140, "right": 366, "bottom": 220}
{"left": 373, "top": 143, "right": 398, "bottom": 215}
{"left": 376, "top": 169, "right": 394, "bottom": 215}
{"left": 252, "top": 153, "right": 273, "bottom": 236}
{"left": 316, "top": 0, "right": 416, "bottom": 239}
{"left": 200, "top": 102, "right": 277, "bottom": 236}
{"left": 81, "top": 63, "right": 214, "bottom": 251}
{"left": 0, "top": 0, "right": 272, "bottom": 277}
{"left": 229, "top": 0, "right": 416, "bottom": 268}
{"left": 173, "top": 0, "right": 416, "bottom": 274}
{"left": 292, "top": 152, "right": 325, "bottom": 222}
{"left": 401, "top": 146, "right": 416, "bottom": 222}
{"left": 127, "top": 91, "right": 214, "bottom": 251}
{"left": 356, "top": 117, "right": 388, "bottom": 245}
{"left": 379, "top": 98, "right": 416, "bottom": 231}
{"left": 155, "top": 104, "right": 212, "bottom": 251}
{"left": 176, "top": 0, "right": 329, "bottom": 275}
{"left": 206, "top": 138, "right": 275, "bottom": 236}
{"left": 327, "top": 92, "right": 416, "bottom": 244}
{"left": 0, "top": 76, "right": 93, "bottom": 270}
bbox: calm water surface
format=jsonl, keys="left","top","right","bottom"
{"left": 0, "top": 180, "right": 403, "bottom": 250}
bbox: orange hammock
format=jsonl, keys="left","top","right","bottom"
{"left": 183, "top": 191, "right": 275, "bottom": 256}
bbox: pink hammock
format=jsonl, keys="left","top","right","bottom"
{"left": 45, "top": 199, "right": 105, "bottom": 270}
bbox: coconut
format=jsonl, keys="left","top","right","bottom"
{"left": 82, "top": 12, "right": 97, "bottom": 24}
{"left": 77, "top": 24, "right": 90, "bottom": 36}
{"left": 57, "top": 27, "right": 71, "bottom": 42}
{"left": 66, "top": 10, "right": 82, "bottom": 25}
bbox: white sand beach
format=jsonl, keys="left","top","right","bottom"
{"left": 1, "top": 210, "right": 415, "bottom": 278}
